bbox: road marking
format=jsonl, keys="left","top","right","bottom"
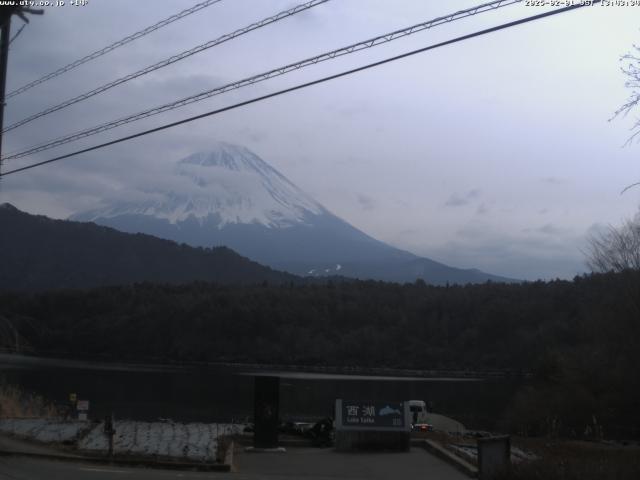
{"left": 78, "top": 467, "right": 129, "bottom": 474}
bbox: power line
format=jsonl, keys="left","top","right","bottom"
{"left": 8, "top": 22, "right": 25, "bottom": 47}
{"left": 3, "top": 0, "right": 523, "bottom": 161}
{"left": 2, "top": 0, "right": 330, "bottom": 134}
{"left": 0, "top": 1, "right": 599, "bottom": 178}
{"left": 0, "top": 7, "right": 44, "bottom": 177}
{"left": 5, "top": 0, "right": 223, "bottom": 100}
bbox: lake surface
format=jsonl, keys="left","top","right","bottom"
{"left": 0, "top": 354, "right": 523, "bottom": 430}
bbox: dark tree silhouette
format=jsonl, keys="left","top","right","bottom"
{"left": 586, "top": 211, "right": 640, "bottom": 272}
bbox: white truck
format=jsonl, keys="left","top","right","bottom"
{"left": 409, "top": 399, "right": 431, "bottom": 430}
{"left": 409, "top": 399, "right": 466, "bottom": 434}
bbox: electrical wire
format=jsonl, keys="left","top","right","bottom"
{"left": 5, "top": 0, "right": 224, "bottom": 99}
{"left": 0, "top": 1, "right": 599, "bottom": 178}
{"left": 2, "top": 0, "right": 523, "bottom": 160}
{"left": 2, "top": 0, "right": 329, "bottom": 134}
{"left": 8, "top": 23, "right": 25, "bottom": 47}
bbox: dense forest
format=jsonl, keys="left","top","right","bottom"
{"left": 1, "top": 270, "right": 639, "bottom": 438}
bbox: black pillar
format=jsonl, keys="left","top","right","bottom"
{"left": 253, "top": 376, "right": 279, "bottom": 448}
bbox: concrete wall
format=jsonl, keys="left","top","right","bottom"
{"left": 335, "top": 430, "right": 410, "bottom": 452}
{"left": 478, "top": 435, "right": 510, "bottom": 480}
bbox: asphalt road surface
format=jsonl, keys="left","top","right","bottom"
{"left": 0, "top": 448, "right": 469, "bottom": 480}
{"left": 0, "top": 456, "right": 225, "bottom": 480}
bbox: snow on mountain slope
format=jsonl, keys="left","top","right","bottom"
{"left": 79, "top": 142, "right": 324, "bottom": 228}
{"left": 71, "top": 142, "right": 517, "bottom": 284}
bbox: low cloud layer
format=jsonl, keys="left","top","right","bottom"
{"left": 445, "top": 189, "right": 482, "bottom": 207}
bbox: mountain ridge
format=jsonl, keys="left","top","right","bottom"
{"left": 71, "top": 142, "right": 518, "bottom": 285}
{"left": 76, "top": 142, "right": 325, "bottom": 229}
{"left": 0, "top": 203, "right": 298, "bottom": 291}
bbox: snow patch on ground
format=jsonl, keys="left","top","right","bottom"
{"left": 0, "top": 418, "right": 87, "bottom": 443}
{"left": 0, "top": 418, "right": 243, "bottom": 462}
{"left": 79, "top": 421, "right": 242, "bottom": 462}
{"left": 448, "top": 443, "right": 537, "bottom": 464}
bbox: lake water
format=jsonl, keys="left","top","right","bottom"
{"left": 0, "top": 354, "right": 523, "bottom": 430}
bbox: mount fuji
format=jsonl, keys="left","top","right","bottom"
{"left": 71, "top": 142, "right": 514, "bottom": 284}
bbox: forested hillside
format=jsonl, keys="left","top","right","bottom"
{"left": 0, "top": 203, "right": 297, "bottom": 290}
{"left": 1, "top": 271, "right": 639, "bottom": 437}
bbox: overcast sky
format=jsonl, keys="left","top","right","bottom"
{"left": 1, "top": 0, "right": 639, "bottom": 280}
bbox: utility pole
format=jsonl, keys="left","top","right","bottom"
{"left": 0, "top": 14, "right": 11, "bottom": 172}
{"left": 0, "top": 6, "right": 43, "bottom": 176}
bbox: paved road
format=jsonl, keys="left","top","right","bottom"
{"left": 0, "top": 456, "right": 223, "bottom": 480}
{"left": 235, "top": 446, "right": 469, "bottom": 479}
{"left": 0, "top": 447, "right": 468, "bottom": 480}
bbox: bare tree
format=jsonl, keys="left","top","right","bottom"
{"left": 611, "top": 45, "right": 640, "bottom": 193}
{"left": 613, "top": 44, "right": 640, "bottom": 143}
{"left": 586, "top": 213, "right": 640, "bottom": 273}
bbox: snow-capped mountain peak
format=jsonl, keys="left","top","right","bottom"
{"left": 70, "top": 142, "right": 516, "bottom": 284}
{"left": 77, "top": 142, "right": 325, "bottom": 228}
{"left": 179, "top": 142, "right": 269, "bottom": 171}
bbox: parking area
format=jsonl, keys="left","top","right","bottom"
{"left": 234, "top": 446, "right": 470, "bottom": 480}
